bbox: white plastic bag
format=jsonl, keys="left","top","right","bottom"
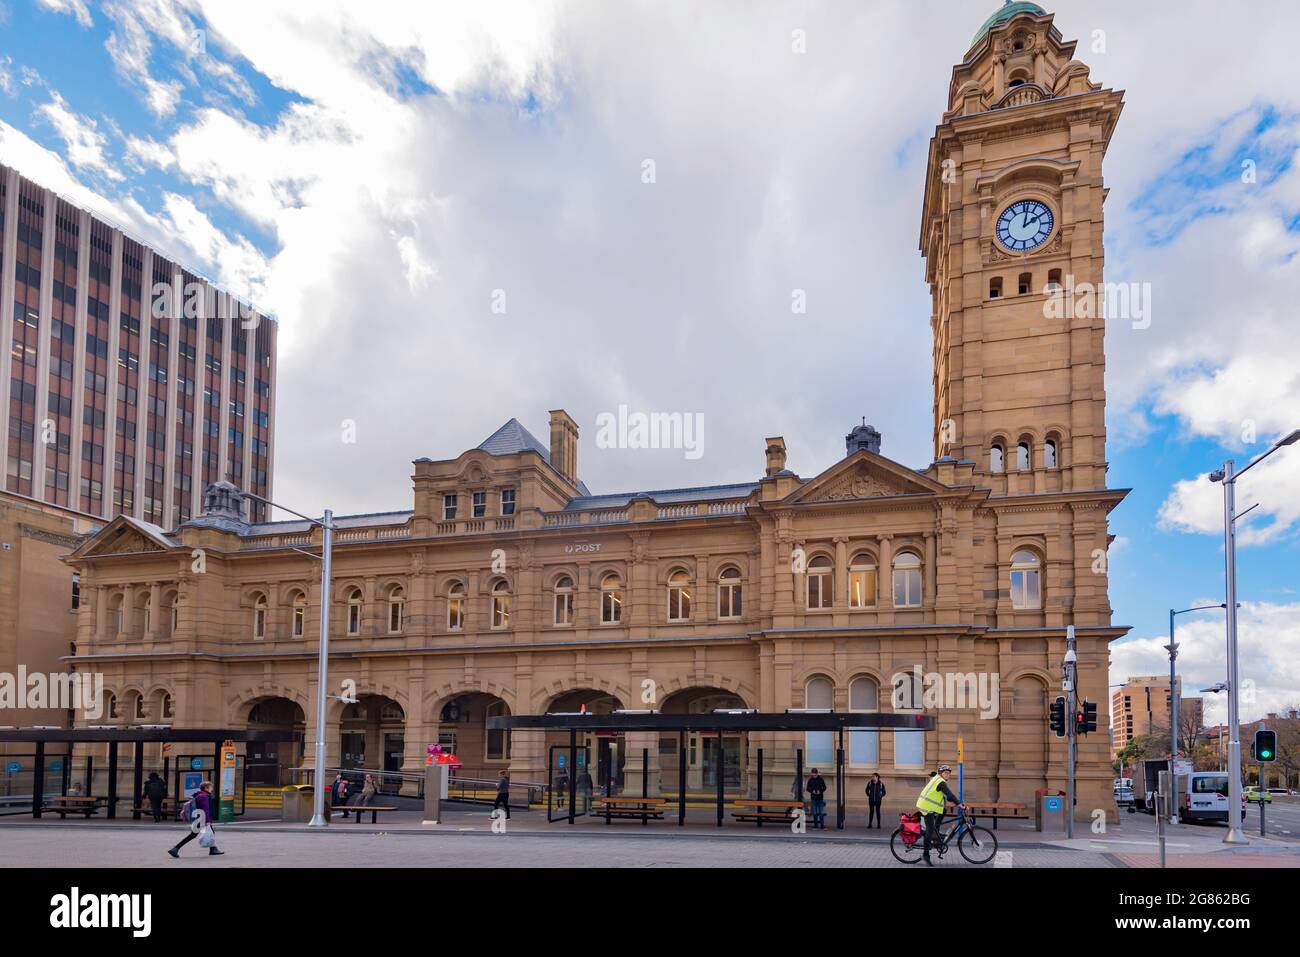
{"left": 198, "top": 824, "right": 215, "bottom": 848}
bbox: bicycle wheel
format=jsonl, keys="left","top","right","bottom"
{"left": 890, "top": 828, "right": 924, "bottom": 864}
{"left": 957, "top": 824, "right": 998, "bottom": 864}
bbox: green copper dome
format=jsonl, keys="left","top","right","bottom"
{"left": 971, "top": 1, "right": 1047, "bottom": 46}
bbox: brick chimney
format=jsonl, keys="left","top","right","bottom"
{"left": 765, "top": 437, "right": 787, "bottom": 477}
{"left": 549, "top": 410, "right": 579, "bottom": 485}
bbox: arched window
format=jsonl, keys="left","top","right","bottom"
{"left": 140, "top": 594, "right": 152, "bottom": 635}
{"left": 491, "top": 580, "right": 511, "bottom": 630}
{"left": 1016, "top": 440, "right": 1031, "bottom": 472}
{"left": 346, "top": 588, "right": 362, "bottom": 635}
{"left": 805, "top": 677, "right": 835, "bottom": 766}
{"left": 165, "top": 591, "right": 178, "bottom": 635}
{"left": 1010, "top": 549, "right": 1042, "bottom": 609}
{"left": 553, "top": 575, "right": 574, "bottom": 626}
{"left": 667, "top": 570, "right": 692, "bottom": 622}
{"left": 1045, "top": 437, "right": 1059, "bottom": 469}
{"left": 1013, "top": 676, "right": 1046, "bottom": 718}
{"left": 806, "top": 555, "right": 833, "bottom": 610}
{"left": 387, "top": 584, "right": 405, "bottom": 633}
{"left": 106, "top": 693, "right": 119, "bottom": 720}
{"left": 849, "top": 676, "right": 879, "bottom": 765}
{"left": 848, "top": 553, "right": 877, "bottom": 608}
{"left": 990, "top": 443, "right": 1005, "bottom": 473}
{"left": 718, "top": 567, "right": 742, "bottom": 619}
{"left": 1018, "top": 271, "right": 1032, "bottom": 295}
{"left": 447, "top": 582, "right": 465, "bottom": 631}
{"left": 291, "top": 592, "right": 306, "bottom": 637}
{"left": 892, "top": 551, "right": 922, "bottom": 608}
{"left": 252, "top": 593, "right": 267, "bottom": 639}
{"left": 109, "top": 592, "right": 124, "bottom": 635}
{"left": 161, "top": 693, "right": 174, "bottom": 720}
{"left": 601, "top": 573, "right": 623, "bottom": 624}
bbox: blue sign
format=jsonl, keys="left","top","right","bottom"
{"left": 49, "top": 760, "right": 63, "bottom": 771}
{"left": 191, "top": 757, "right": 204, "bottom": 770}
{"left": 1045, "top": 797, "right": 1062, "bottom": 812}
{"left": 4, "top": 761, "right": 20, "bottom": 773}
{"left": 577, "top": 754, "right": 585, "bottom": 768}
{"left": 557, "top": 755, "right": 566, "bottom": 769}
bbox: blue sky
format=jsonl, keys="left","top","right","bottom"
{"left": 1, "top": 0, "right": 1297, "bottom": 725}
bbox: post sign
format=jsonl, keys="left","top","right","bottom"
{"left": 1173, "top": 759, "right": 1192, "bottom": 777}
{"left": 218, "top": 739, "right": 237, "bottom": 823}
{"left": 4, "top": 761, "right": 20, "bottom": 773}
{"left": 190, "top": 757, "right": 204, "bottom": 771}
{"left": 1045, "top": 796, "right": 1062, "bottom": 812}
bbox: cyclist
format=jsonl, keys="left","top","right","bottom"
{"left": 915, "top": 764, "right": 963, "bottom": 866}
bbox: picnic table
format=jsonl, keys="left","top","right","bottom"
{"left": 731, "top": 799, "right": 803, "bottom": 826}
{"left": 43, "top": 795, "right": 105, "bottom": 818}
{"left": 948, "top": 801, "right": 1027, "bottom": 829}
{"left": 592, "top": 795, "right": 666, "bottom": 824}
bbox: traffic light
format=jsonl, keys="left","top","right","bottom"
{"left": 1255, "top": 729, "right": 1277, "bottom": 763}
{"left": 1049, "top": 696, "right": 1066, "bottom": 737}
{"left": 1077, "top": 700, "right": 1098, "bottom": 735}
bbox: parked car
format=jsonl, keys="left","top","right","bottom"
{"left": 1243, "top": 786, "right": 1272, "bottom": 803}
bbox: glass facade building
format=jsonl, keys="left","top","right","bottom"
{"left": 1, "top": 163, "right": 276, "bottom": 525}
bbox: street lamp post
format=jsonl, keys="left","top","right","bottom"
{"left": 1165, "top": 603, "right": 1226, "bottom": 825}
{"left": 241, "top": 491, "right": 336, "bottom": 829}
{"left": 1208, "top": 427, "right": 1299, "bottom": 845}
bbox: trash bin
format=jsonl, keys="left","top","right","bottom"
{"left": 281, "top": 784, "right": 318, "bottom": 823}
{"left": 1034, "top": 788, "right": 1067, "bottom": 833}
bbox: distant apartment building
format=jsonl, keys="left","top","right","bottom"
{"left": 1, "top": 162, "right": 277, "bottom": 526}
{"left": 1111, "top": 674, "right": 1203, "bottom": 754}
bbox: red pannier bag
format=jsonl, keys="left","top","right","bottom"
{"left": 899, "top": 812, "right": 923, "bottom": 847}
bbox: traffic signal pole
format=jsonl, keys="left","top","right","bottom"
{"left": 1064, "top": 625, "right": 1077, "bottom": 840}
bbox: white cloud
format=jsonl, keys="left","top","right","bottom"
{"left": 35, "top": 90, "right": 123, "bottom": 181}
{"left": 124, "top": 133, "right": 176, "bottom": 171}
{"left": 34, "top": 0, "right": 92, "bottom": 29}
{"left": 1158, "top": 447, "right": 1300, "bottom": 546}
{"left": 1111, "top": 602, "right": 1300, "bottom": 727}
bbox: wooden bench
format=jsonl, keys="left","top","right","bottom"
{"left": 132, "top": 799, "right": 181, "bottom": 820}
{"left": 593, "top": 796, "right": 666, "bottom": 824}
{"left": 43, "top": 796, "right": 105, "bottom": 818}
{"left": 333, "top": 804, "right": 398, "bottom": 824}
{"left": 949, "top": 802, "right": 1027, "bottom": 830}
{"left": 731, "top": 799, "right": 804, "bottom": 825}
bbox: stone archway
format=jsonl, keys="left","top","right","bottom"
{"left": 337, "top": 694, "right": 406, "bottom": 793}
{"left": 434, "top": 692, "right": 513, "bottom": 780}
{"left": 241, "top": 696, "right": 307, "bottom": 787}
{"left": 544, "top": 688, "right": 627, "bottom": 799}
{"left": 660, "top": 687, "right": 749, "bottom": 797}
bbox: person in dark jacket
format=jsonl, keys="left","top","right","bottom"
{"left": 865, "top": 773, "right": 886, "bottom": 829}
{"left": 144, "top": 772, "right": 168, "bottom": 823}
{"left": 168, "top": 781, "right": 223, "bottom": 857}
{"left": 806, "top": 770, "right": 828, "bottom": 829}
{"left": 493, "top": 770, "right": 511, "bottom": 820}
{"left": 331, "top": 772, "right": 350, "bottom": 819}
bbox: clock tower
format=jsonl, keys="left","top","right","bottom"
{"left": 920, "top": 2, "right": 1124, "bottom": 499}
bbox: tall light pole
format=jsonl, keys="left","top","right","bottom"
{"left": 1208, "top": 427, "right": 1299, "bottom": 844}
{"left": 241, "top": 491, "right": 336, "bottom": 828}
{"left": 1165, "top": 603, "right": 1226, "bottom": 825}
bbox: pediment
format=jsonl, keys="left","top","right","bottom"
{"left": 72, "top": 516, "right": 175, "bottom": 560}
{"left": 784, "top": 450, "right": 948, "bottom": 505}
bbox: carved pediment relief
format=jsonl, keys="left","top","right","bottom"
{"left": 93, "top": 528, "right": 169, "bottom": 556}
{"left": 813, "top": 468, "right": 902, "bottom": 502}
{"left": 74, "top": 516, "right": 175, "bottom": 559}
{"left": 787, "top": 452, "right": 945, "bottom": 506}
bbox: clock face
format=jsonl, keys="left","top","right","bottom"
{"left": 996, "top": 199, "right": 1054, "bottom": 252}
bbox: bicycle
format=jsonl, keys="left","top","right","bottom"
{"left": 890, "top": 807, "right": 998, "bottom": 865}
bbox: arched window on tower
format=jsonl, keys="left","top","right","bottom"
{"left": 1045, "top": 437, "right": 1059, "bottom": 469}
{"left": 1017, "top": 440, "right": 1031, "bottom": 471}
{"left": 1010, "top": 549, "right": 1042, "bottom": 609}
{"left": 990, "top": 442, "right": 1005, "bottom": 474}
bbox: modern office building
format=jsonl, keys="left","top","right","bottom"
{"left": 1111, "top": 674, "right": 1204, "bottom": 755}
{"left": 1, "top": 162, "right": 277, "bottom": 526}
{"left": 63, "top": 3, "right": 1132, "bottom": 820}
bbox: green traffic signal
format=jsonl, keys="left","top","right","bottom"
{"left": 1254, "top": 729, "right": 1277, "bottom": 763}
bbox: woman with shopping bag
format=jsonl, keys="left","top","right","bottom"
{"left": 168, "top": 781, "right": 225, "bottom": 858}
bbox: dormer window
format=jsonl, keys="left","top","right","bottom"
{"left": 472, "top": 491, "right": 487, "bottom": 518}
{"left": 443, "top": 494, "right": 457, "bottom": 520}
{"left": 500, "top": 489, "right": 516, "bottom": 516}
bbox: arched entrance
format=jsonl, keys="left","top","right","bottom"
{"left": 546, "top": 689, "right": 625, "bottom": 795}
{"left": 436, "top": 692, "right": 512, "bottom": 780}
{"left": 242, "top": 697, "right": 306, "bottom": 787}
{"left": 661, "top": 687, "right": 748, "bottom": 795}
{"left": 339, "top": 695, "right": 405, "bottom": 788}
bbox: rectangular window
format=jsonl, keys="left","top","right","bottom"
{"left": 500, "top": 488, "right": 516, "bottom": 516}
{"left": 472, "top": 491, "right": 486, "bottom": 518}
{"left": 443, "top": 494, "right": 457, "bottom": 520}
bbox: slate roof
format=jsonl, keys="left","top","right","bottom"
{"left": 564, "top": 481, "right": 760, "bottom": 511}
{"left": 476, "top": 417, "right": 592, "bottom": 496}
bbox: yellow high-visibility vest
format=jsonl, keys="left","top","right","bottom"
{"left": 916, "top": 775, "right": 946, "bottom": 815}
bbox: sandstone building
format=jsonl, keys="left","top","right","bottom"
{"left": 63, "top": 3, "right": 1129, "bottom": 818}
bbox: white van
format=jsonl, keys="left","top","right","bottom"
{"left": 1179, "top": 772, "right": 1235, "bottom": 823}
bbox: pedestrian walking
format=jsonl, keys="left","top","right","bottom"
{"left": 168, "top": 781, "right": 223, "bottom": 857}
{"left": 865, "top": 772, "right": 886, "bottom": 829}
{"left": 493, "top": 770, "right": 511, "bottom": 820}
{"left": 807, "top": 769, "right": 828, "bottom": 829}
{"left": 144, "top": 771, "right": 167, "bottom": 823}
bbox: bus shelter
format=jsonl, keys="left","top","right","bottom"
{"left": 489, "top": 710, "right": 935, "bottom": 829}
{"left": 0, "top": 727, "right": 300, "bottom": 820}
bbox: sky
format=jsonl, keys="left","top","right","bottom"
{"left": 0, "top": 0, "right": 1296, "bottom": 727}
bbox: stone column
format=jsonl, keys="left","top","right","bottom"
{"left": 146, "top": 582, "right": 162, "bottom": 641}
{"left": 877, "top": 535, "right": 894, "bottom": 617}
{"left": 924, "top": 533, "right": 937, "bottom": 609}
